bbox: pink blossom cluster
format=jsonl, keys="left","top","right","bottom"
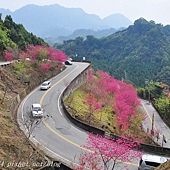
{"left": 86, "top": 69, "right": 142, "bottom": 132}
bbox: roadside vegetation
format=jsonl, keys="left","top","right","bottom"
{"left": 138, "top": 81, "right": 170, "bottom": 127}
{"left": 64, "top": 69, "right": 156, "bottom": 143}
{"left": 0, "top": 45, "right": 67, "bottom": 169}
{"left": 72, "top": 133, "right": 142, "bottom": 170}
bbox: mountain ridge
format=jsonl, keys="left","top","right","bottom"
{"left": 53, "top": 18, "right": 170, "bottom": 87}
{"left": 0, "top": 4, "right": 132, "bottom": 38}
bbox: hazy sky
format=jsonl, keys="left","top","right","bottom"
{"left": 0, "top": 0, "right": 170, "bottom": 25}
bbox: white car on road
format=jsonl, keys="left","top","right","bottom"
{"left": 40, "top": 81, "right": 51, "bottom": 90}
{"left": 31, "top": 104, "right": 43, "bottom": 118}
{"left": 65, "top": 60, "right": 72, "bottom": 65}
{"left": 138, "top": 154, "right": 167, "bottom": 170}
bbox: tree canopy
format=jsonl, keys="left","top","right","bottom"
{"left": 0, "top": 14, "right": 47, "bottom": 59}
{"left": 53, "top": 18, "right": 170, "bottom": 87}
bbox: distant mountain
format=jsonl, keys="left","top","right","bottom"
{"left": 44, "top": 28, "right": 120, "bottom": 45}
{"left": 0, "top": 4, "right": 132, "bottom": 39}
{"left": 103, "top": 13, "right": 132, "bottom": 29}
{"left": 0, "top": 8, "right": 12, "bottom": 17}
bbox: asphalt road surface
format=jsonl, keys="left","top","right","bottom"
{"left": 17, "top": 61, "right": 169, "bottom": 170}
{"left": 141, "top": 99, "right": 170, "bottom": 148}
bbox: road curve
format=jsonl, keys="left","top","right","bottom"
{"left": 17, "top": 62, "right": 140, "bottom": 169}
{"left": 17, "top": 62, "right": 90, "bottom": 165}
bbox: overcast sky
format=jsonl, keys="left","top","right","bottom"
{"left": 0, "top": 0, "right": 170, "bottom": 25}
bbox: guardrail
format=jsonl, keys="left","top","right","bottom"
{"left": 0, "top": 61, "right": 11, "bottom": 67}
{"left": 0, "top": 60, "right": 21, "bottom": 68}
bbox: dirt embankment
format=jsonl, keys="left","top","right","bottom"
{"left": 0, "top": 65, "right": 62, "bottom": 169}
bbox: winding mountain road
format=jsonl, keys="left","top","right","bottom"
{"left": 17, "top": 62, "right": 169, "bottom": 169}
{"left": 17, "top": 62, "right": 90, "bottom": 166}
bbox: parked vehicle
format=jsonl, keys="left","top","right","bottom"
{"left": 138, "top": 154, "right": 167, "bottom": 170}
{"left": 40, "top": 81, "right": 51, "bottom": 90}
{"left": 31, "top": 104, "right": 43, "bottom": 118}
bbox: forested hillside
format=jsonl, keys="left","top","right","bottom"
{"left": 54, "top": 18, "right": 170, "bottom": 87}
{"left": 0, "top": 13, "right": 47, "bottom": 59}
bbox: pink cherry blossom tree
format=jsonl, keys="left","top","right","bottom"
{"left": 73, "top": 133, "right": 142, "bottom": 170}
{"left": 48, "top": 47, "right": 67, "bottom": 62}
{"left": 20, "top": 45, "right": 63, "bottom": 61}
{"left": 40, "top": 62, "right": 53, "bottom": 72}
{"left": 86, "top": 70, "right": 118, "bottom": 106}
{"left": 19, "top": 45, "right": 67, "bottom": 69}
{"left": 96, "top": 70, "right": 118, "bottom": 105}
{"left": 4, "top": 51, "right": 13, "bottom": 62}
{"left": 74, "top": 151, "right": 102, "bottom": 170}
{"left": 114, "top": 81, "right": 141, "bottom": 134}
{"left": 84, "top": 69, "right": 143, "bottom": 130}
{"left": 85, "top": 93, "right": 102, "bottom": 124}
{"left": 12, "top": 45, "right": 68, "bottom": 84}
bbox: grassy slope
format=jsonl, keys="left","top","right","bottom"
{"left": 64, "top": 85, "right": 152, "bottom": 143}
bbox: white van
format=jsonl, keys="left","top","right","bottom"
{"left": 31, "top": 104, "right": 43, "bottom": 118}
{"left": 138, "top": 154, "right": 167, "bottom": 170}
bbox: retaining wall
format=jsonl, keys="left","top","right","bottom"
{"left": 10, "top": 80, "right": 42, "bottom": 116}
{"left": 61, "top": 62, "right": 105, "bottom": 136}
{"left": 61, "top": 63, "right": 170, "bottom": 156}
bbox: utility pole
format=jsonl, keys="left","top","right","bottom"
{"left": 124, "top": 70, "right": 127, "bottom": 81}
{"left": 148, "top": 85, "right": 151, "bottom": 103}
{"left": 162, "top": 135, "right": 167, "bottom": 148}
{"left": 145, "top": 79, "right": 150, "bottom": 103}
{"left": 151, "top": 114, "right": 154, "bottom": 135}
